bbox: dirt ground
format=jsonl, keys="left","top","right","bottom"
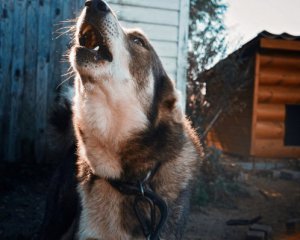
{"left": 185, "top": 174, "right": 300, "bottom": 240}
{"left": 0, "top": 161, "right": 299, "bottom": 240}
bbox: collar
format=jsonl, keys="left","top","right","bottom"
{"left": 107, "top": 162, "right": 168, "bottom": 240}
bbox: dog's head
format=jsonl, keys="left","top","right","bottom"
{"left": 70, "top": 0, "right": 183, "bottom": 126}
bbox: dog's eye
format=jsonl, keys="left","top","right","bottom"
{"left": 132, "top": 37, "right": 145, "bottom": 47}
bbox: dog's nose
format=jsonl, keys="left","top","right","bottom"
{"left": 85, "top": 0, "right": 110, "bottom": 12}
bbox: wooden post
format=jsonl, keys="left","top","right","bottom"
{"left": 250, "top": 53, "right": 260, "bottom": 156}
{"left": 35, "top": 0, "right": 52, "bottom": 163}
{"left": 21, "top": 0, "right": 39, "bottom": 162}
{"left": 6, "top": 0, "right": 27, "bottom": 161}
{"left": 176, "top": 0, "right": 190, "bottom": 111}
{"left": 0, "top": 1, "right": 14, "bottom": 161}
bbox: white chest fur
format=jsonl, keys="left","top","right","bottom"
{"left": 73, "top": 79, "right": 148, "bottom": 179}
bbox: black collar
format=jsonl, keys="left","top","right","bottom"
{"left": 108, "top": 163, "right": 168, "bottom": 240}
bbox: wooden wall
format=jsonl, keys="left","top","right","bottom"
{"left": 106, "top": 0, "right": 190, "bottom": 106}
{"left": 251, "top": 38, "right": 300, "bottom": 158}
{"left": 0, "top": 0, "right": 190, "bottom": 162}
{"left": 0, "top": 0, "right": 82, "bottom": 162}
{"left": 206, "top": 37, "right": 300, "bottom": 158}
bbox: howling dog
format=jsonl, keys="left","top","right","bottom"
{"left": 39, "top": 0, "right": 201, "bottom": 239}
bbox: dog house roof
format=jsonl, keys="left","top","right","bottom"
{"left": 237, "top": 31, "right": 300, "bottom": 58}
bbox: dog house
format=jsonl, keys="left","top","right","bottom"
{"left": 205, "top": 31, "right": 300, "bottom": 158}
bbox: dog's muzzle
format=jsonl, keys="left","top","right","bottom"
{"left": 76, "top": 0, "right": 114, "bottom": 63}
{"left": 85, "top": 0, "right": 110, "bottom": 12}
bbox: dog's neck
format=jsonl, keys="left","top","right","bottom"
{"left": 73, "top": 77, "right": 149, "bottom": 179}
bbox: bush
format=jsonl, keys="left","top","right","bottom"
{"left": 192, "top": 147, "right": 247, "bottom": 207}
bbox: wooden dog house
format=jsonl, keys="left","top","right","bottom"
{"left": 205, "top": 31, "right": 300, "bottom": 158}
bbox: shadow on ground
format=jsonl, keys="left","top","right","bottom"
{"left": 0, "top": 161, "right": 300, "bottom": 240}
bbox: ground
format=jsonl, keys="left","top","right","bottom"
{"left": 185, "top": 174, "right": 300, "bottom": 240}
{"left": 0, "top": 161, "right": 299, "bottom": 240}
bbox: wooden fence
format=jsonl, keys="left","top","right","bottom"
{"left": 0, "top": 0, "right": 84, "bottom": 162}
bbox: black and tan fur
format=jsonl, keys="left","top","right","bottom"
{"left": 40, "top": 0, "right": 202, "bottom": 239}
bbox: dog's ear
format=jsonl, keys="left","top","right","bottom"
{"left": 158, "top": 77, "right": 184, "bottom": 124}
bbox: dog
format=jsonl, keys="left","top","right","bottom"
{"left": 39, "top": 0, "right": 202, "bottom": 239}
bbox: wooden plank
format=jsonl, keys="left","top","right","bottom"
{"left": 258, "top": 86, "right": 300, "bottom": 104}
{"left": 253, "top": 139, "right": 300, "bottom": 158}
{"left": 260, "top": 71, "right": 300, "bottom": 86}
{"left": 261, "top": 38, "right": 300, "bottom": 52}
{"left": 151, "top": 40, "right": 177, "bottom": 58}
{"left": 0, "top": 1, "right": 14, "bottom": 161}
{"left": 74, "top": 0, "right": 81, "bottom": 13}
{"left": 20, "top": 0, "right": 39, "bottom": 161}
{"left": 250, "top": 53, "right": 261, "bottom": 155}
{"left": 161, "top": 57, "right": 177, "bottom": 76}
{"left": 260, "top": 54, "right": 300, "bottom": 69}
{"left": 256, "top": 104, "right": 285, "bottom": 121}
{"left": 176, "top": 0, "right": 190, "bottom": 110}
{"left": 253, "top": 139, "right": 284, "bottom": 153}
{"left": 110, "top": 4, "right": 178, "bottom": 26}
{"left": 255, "top": 121, "right": 284, "bottom": 139}
{"left": 35, "top": 0, "right": 52, "bottom": 163}
{"left": 50, "top": 0, "right": 72, "bottom": 94}
{"left": 120, "top": 21, "right": 178, "bottom": 42}
{"left": 107, "top": 0, "right": 180, "bottom": 10}
{"left": 0, "top": 2, "right": 3, "bottom": 100}
{"left": 61, "top": 0, "right": 75, "bottom": 81}
{"left": 6, "top": 0, "right": 27, "bottom": 161}
{"left": 119, "top": 21, "right": 179, "bottom": 65}
{"left": 44, "top": 0, "right": 76, "bottom": 161}
{"left": 43, "top": 0, "right": 77, "bottom": 163}
{"left": 0, "top": 4, "right": 2, "bottom": 152}
{"left": 48, "top": 0, "right": 63, "bottom": 92}
{"left": 76, "top": 0, "right": 85, "bottom": 14}
{"left": 260, "top": 65, "right": 300, "bottom": 78}
{"left": 46, "top": 0, "right": 66, "bottom": 163}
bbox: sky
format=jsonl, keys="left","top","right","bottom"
{"left": 225, "top": 0, "right": 300, "bottom": 53}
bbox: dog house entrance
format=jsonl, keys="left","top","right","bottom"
{"left": 284, "top": 104, "right": 300, "bottom": 146}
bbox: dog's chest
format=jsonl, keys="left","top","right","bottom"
{"left": 77, "top": 179, "right": 137, "bottom": 240}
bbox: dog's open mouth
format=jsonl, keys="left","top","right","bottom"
{"left": 79, "top": 22, "right": 113, "bottom": 62}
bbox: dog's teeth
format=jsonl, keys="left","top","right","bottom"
{"left": 93, "top": 46, "right": 100, "bottom": 51}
